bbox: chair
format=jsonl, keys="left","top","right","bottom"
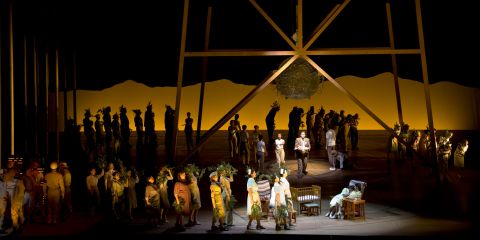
{"left": 343, "top": 180, "right": 367, "bottom": 220}
{"left": 257, "top": 179, "right": 271, "bottom": 219}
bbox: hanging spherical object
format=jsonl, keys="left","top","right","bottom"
{"left": 274, "top": 58, "right": 325, "bottom": 99}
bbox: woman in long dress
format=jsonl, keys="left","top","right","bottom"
{"left": 246, "top": 170, "right": 264, "bottom": 230}
{"left": 210, "top": 172, "right": 228, "bottom": 231}
{"left": 173, "top": 169, "right": 191, "bottom": 232}
{"left": 126, "top": 169, "right": 139, "bottom": 220}
{"left": 280, "top": 168, "right": 294, "bottom": 226}
{"left": 145, "top": 176, "right": 161, "bottom": 226}
{"left": 158, "top": 168, "right": 173, "bottom": 223}
{"left": 187, "top": 174, "right": 201, "bottom": 226}
{"left": 270, "top": 175, "right": 289, "bottom": 230}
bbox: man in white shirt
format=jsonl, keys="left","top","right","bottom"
{"left": 326, "top": 124, "right": 337, "bottom": 170}
{"left": 294, "top": 131, "right": 310, "bottom": 177}
{"left": 275, "top": 133, "right": 286, "bottom": 167}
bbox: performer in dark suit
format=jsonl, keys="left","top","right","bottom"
{"left": 294, "top": 131, "right": 311, "bottom": 177}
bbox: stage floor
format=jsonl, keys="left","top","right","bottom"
{"left": 15, "top": 130, "right": 480, "bottom": 238}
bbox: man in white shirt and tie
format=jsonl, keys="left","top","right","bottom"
{"left": 294, "top": 131, "right": 311, "bottom": 177}
{"left": 275, "top": 133, "right": 286, "bottom": 167}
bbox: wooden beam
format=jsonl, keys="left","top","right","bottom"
{"left": 386, "top": 1, "right": 404, "bottom": 125}
{"left": 185, "top": 48, "right": 420, "bottom": 57}
{"left": 297, "top": 0, "right": 303, "bottom": 48}
{"left": 303, "top": 56, "right": 392, "bottom": 131}
{"left": 185, "top": 50, "right": 296, "bottom": 57}
{"left": 196, "top": 6, "right": 212, "bottom": 149}
{"left": 304, "top": 0, "right": 350, "bottom": 50}
{"left": 182, "top": 55, "right": 300, "bottom": 163}
{"left": 9, "top": 0, "right": 15, "bottom": 155}
{"left": 172, "top": 0, "right": 190, "bottom": 163}
{"left": 415, "top": 0, "right": 438, "bottom": 183}
{"left": 306, "top": 48, "right": 420, "bottom": 55}
{"left": 306, "top": 3, "right": 340, "bottom": 45}
{"left": 249, "top": 0, "right": 297, "bottom": 50}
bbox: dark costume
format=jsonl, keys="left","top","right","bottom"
{"left": 144, "top": 103, "right": 156, "bottom": 146}
{"left": 265, "top": 101, "right": 280, "bottom": 147}
{"left": 83, "top": 110, "right": 95, "bottom": 154}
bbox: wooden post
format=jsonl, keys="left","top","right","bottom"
{"left": 195, "top": 6, "right": 212, "bottom": 149}
{"left": 386, "top": 1, "right": 404, "bottom": 125}
{"left": 415, "top": 0, "right": 438, "bottom": 183}
{"left": 55, "top": 49, "right": 60, "bottom": 161}
{"left": 297, "top": 0, "right": 303, "bottom": 48}
{"left": 9, "top": 0, "right": 15, "bottom": 156}
{"left": 45, "top": 49, "right": 49, "bottom": 160}
{"left": 0, "top": 6, "right": 2, "bottom": 167}
{"left": 64, "top": 52, "right": 68, "bottom": 128}
{"left": 34, "top": 39, "right": 39, "bottom": 156}
{"left": 172, "top": 0, "right": 190, "bottom": 163}
{"left": 24, "top": 37, "right": 28, "bottom": 155}
{"left": 73, "top": 53, "right": 77, "bottom": 125}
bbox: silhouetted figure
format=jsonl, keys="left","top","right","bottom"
{"left": 291, "top": 107, "right": 304, "bottom": 150}
{"left": 287, "top": 107, "right": 298, "bottom": 149}
{"left": 306, "top": 106, "right": 315, "bottom": 139}
{"left": 184, "top": 112, "right": 194, "bottom": 152}
{"left": 144, "top": 102, "right": 156, "bottom": 146}
{"left": 265, "top": 101, "right": 280, "bottom": 147}
{"left": 228, "top": 120, "right": 238, "bottom": 158}
{"left": 233, "top": 114, "right": 241, "bottom": 149}
{"left": 95, "top": 113, "right": 104, "bottom": 155}
{"left": 120, "top": 105, "right": 131, "bottom": 148}
{"left": 83, "top": 109, "right": 95, "bottom": 155}
{"left": 336, "top": 117, "right": 348, "bottom": 153}
{"left": 165, "top": 105, "right": 175, "bottom": 163}
{"left": 112, "top": 113, "right": 121, "bottom": 159}
{"left": 133, "top": 109, "right": 144, "bottom": 149}
{"left": 102, "top": 106, "right": 113, "bottom": 149}
{"left": 119, "top": 105, "right": 131, "bottom": 165}
{"left": 313, "top": 107, "right": 325, "bottom": 147}
{"left": 350, "top": 113, "right": 359, "bottom": 150}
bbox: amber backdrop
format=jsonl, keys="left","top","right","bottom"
{"left": 57, "top": 73, "right": 480, "bottom": 131}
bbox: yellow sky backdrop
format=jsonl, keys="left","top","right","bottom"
{"left": 58, "top": 72, "right": 480, "bottom": 131}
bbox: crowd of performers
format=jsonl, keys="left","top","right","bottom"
{"left": 2, "top": 98, "right": 471, "bottom": 235}
{"left": 229, "top": 102, "right": 360, "bottom": 174}
{"left": 386, "top": 123, "right": 469, "bottom": 182}
{"left": 0, "top": 159, "right": 72, "bottom": 234}
{"left": 0, "top": 100, "right": 364, "bottom": 234}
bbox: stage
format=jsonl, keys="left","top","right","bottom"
{"left": 13, "top": 130, "right": 480, "bottom": 239}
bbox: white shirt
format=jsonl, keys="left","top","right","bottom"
{"left": 280, "top": 177, "right": 291, "bottom": 198}
{"left": 326, "top": 129, "right": 336, "bottom": 147}
{"left": 275, "top": 138, "right": 285, "bottom": 150}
